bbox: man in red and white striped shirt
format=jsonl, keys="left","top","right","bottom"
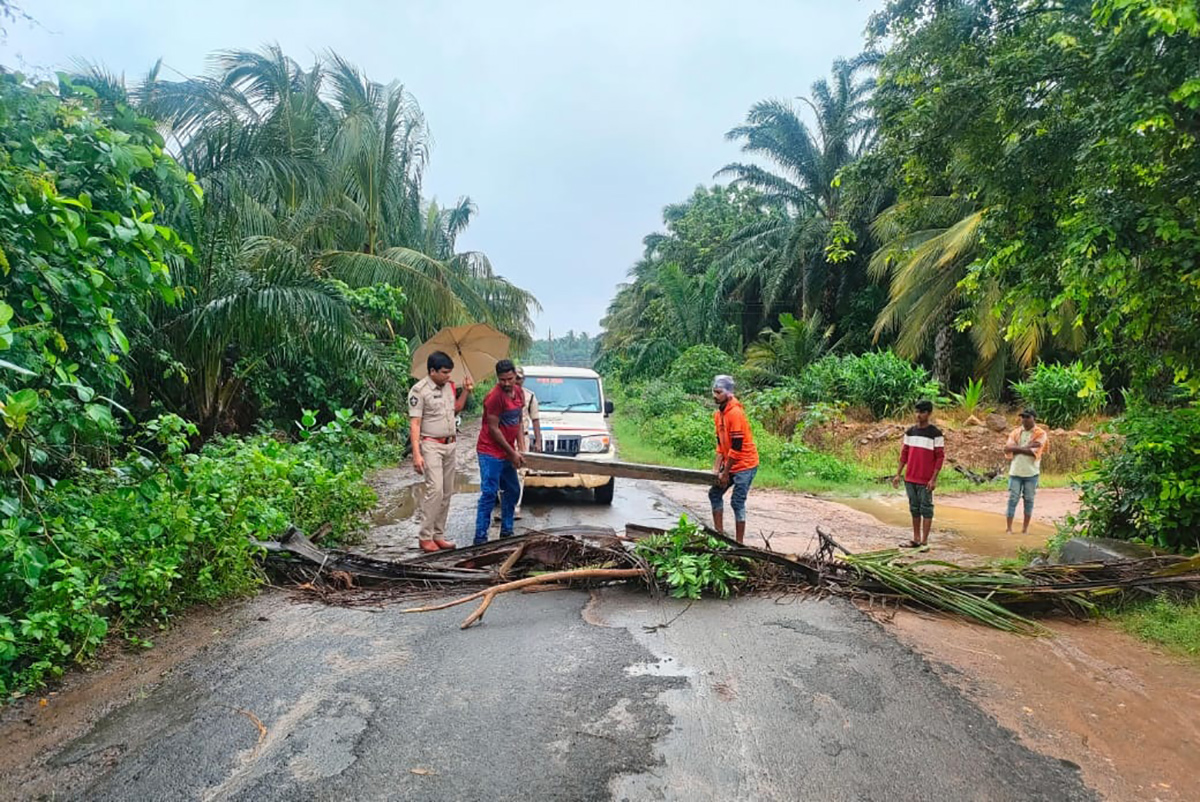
{"left": 891, "top": 399, "right": 945, "bottom": 547}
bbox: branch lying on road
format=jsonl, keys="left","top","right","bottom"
{"left": 264, "top": 522, "right": 1200, "bottom": 634}
{"left": 401, "top": 568, "right": 647, "bottom": 629}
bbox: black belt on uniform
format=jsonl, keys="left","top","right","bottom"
{"left": 421, "top": 436, "right": 456, "bottom": 444}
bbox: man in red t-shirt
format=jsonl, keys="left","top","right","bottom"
{"left": 474, "top": 359, "right": 525, "bottom": 545}
{"left": 892, "top": 399, "right": 945, "bottom": 547}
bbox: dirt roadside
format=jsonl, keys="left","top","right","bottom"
{"left": 660, "top": 481, "right": 1198, "bottom": 802}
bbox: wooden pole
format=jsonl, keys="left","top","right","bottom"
{"left": 520, "top": 452, "right": 716, "bottom": 486}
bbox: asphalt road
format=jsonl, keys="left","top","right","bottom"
{"left": 15, "top": 477, "right": 1095, "bottom": 801}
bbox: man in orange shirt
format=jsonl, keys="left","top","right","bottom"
{"left": 709, "top": 375, "right": 759, "bottom": 544}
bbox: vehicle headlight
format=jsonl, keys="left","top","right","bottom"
{"left": 580, "top": 436, "right": 610, "bottom": 453}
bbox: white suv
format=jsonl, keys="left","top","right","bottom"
{"left": 521, "top": 366, "right": 616, "bottom": 504}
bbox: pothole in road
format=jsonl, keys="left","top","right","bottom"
{"left": 371, "top": 474, "right": 479, "bottom": 525}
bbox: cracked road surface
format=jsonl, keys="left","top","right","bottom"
{"left": 2, "top": 475, "right": 1095, "bottom": 801}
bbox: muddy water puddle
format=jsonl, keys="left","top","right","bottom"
{"left": 837, "top": 496, "right": 1052, "bottom": 560}
{"left": 371, "top": 474, "right": 479, "bottom": 525}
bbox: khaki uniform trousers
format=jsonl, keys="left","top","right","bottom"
{"left": 418, "top": 440, "right": 457, "bottom": 541}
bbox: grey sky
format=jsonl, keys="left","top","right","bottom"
{"left": 5, "top": 1, "right": 879, "bottom": 338}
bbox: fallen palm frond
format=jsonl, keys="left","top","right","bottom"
{"left": 266, "top": 520, "right": 1200, "bottom": 634}
{"left": 835, "top": 549, "right": 1048, "bottom": 635}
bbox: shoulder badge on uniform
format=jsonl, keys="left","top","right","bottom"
{"left": 409, "top": 394, "right": 419, "bottom": 407}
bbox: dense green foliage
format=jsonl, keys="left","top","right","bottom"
{"left": 601, "top": 0, "right": 1200, "bottom": 399}
{"left": 1012, "top": 363, "right": 1106, "bottom": 429}
{"left": 0, "top": 49, "right": 537, "bottom": 693}
{"left": 597, "top": 0, "right": 1200, "bottom": 551}
{"left": 1071, "top": 406, "right": 1200, "bottom": 552}
{"left": 0, "top": 411, "right": 401, "bottom": 694}
{"left": 667, "top": 345, "right": 740, "bottom": 396}
{"left": 753, "top": 352, "right": 939, "bottom": 421}
{"left": 0, "top": 73, "right": 196, "bottom": 478}
{"left": 635, "top": 515, "right": 747, "bottom": 599}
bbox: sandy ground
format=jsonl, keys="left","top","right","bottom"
{"left": 659, "top": 481, "right": 1198, "bottom": 802}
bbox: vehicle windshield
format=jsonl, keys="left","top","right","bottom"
{"left": 526, "top": 376, "right": 602, "bottom": 413}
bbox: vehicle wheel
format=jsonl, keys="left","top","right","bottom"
{"left": 593, "top": 477, "right": 615, "bottom": 505}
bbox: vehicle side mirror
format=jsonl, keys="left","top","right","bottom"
{"left": 604, "top": 400, "right": 615, "bottom": 415}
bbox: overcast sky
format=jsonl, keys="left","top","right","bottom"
{"left": 4, "top": 1, "right": 879, "bottom": 338}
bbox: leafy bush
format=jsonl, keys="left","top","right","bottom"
{"left": 794, "top": 355, "right": 849, "bottom": 402}
{"left": 1012, "top": 362, "right": 1106, "bottom": 428}
{"left": 791, "top": 352, "right": 938, "bottom": 419}
{"left": 1071, "top": 406, "right": 1200, "bottom": 552}
{"left": 0, "top": 74, "right": 197, "bottom": 480}
{"left": 776, "top": 441, "right": 865, "bottom": 484}
{"left": 951, "top": 377, "right": 986, "bottom": 415}
{"left": 797, "top": 401, "right": 847, "bottom": 431}
{"left": 839, "top": 352, "right": 940, "bottom": 420}
{"left": 667, "top": 345, "right": 739, "bottom": 396}
{"left": 635, "top": 515, "right": 747, "bottom": 599}
{"left": 0, "top": 412, "right": 400, "bottom": 695}
{"left": 628, "top": 378, "right": 693, "bottom": 420}
{"left": 743, "top": 384, "right": 805, "bottom": 436}
{"left": 646, "top": 410, "right": 714, "bottom": 461}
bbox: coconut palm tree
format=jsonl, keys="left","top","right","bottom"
{"left": 79, "top": 47, "right": 536, "bottom": 428}
{"left": 869, "top": 197, "right": 1083, "bottom": 389}
{"left": 717, "top": 57, "right": 877, "bottom": 323}
{"left": 744, "top": 313, "right": 833, "bottom": 377}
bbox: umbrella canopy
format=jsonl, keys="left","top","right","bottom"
{"left": 410, "top": 323, "right": 511, "bottom": 386}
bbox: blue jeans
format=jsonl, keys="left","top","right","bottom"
{"left": 1007, "top": 474, "right": 1039, "bottom": 519}
{"left": 708, "top": 467, "right": 757, "bottom": 522}
{"left": 476, "top": 454, "right": 520, "bottom": 545}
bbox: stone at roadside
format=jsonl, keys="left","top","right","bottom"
{"left": 1056, "top": 537, "right": 1164, "bottom": 565}
{"left": 963, "top": 414, "right": 984, "bottom": 427}
{"left": 985, "top": 413, "right": 1008, "bottom": 433}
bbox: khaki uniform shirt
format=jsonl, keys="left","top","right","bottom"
{"left": 408, "top": 376, "right": 457, "bottom": 438}
{"left": 521, "top": 387, "right": 540, "bottom": 429}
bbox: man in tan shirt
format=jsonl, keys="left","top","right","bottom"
{"left": 1004, "top": 408, "right": 1048, "bottom": 534}
{"left": 408, "top": 351, "right": 473, "bottom": 552}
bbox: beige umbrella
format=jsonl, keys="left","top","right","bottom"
{"left": 410, "top": 323, "right": 511, "bottom": 387}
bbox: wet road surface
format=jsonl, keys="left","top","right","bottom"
{"left": 4, "top": 470, "right": 1096, "bottom": 801}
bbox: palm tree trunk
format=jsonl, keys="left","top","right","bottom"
{"left": 934, "top": 320, "right": 954, "bottom": 388}
{"left": 819, "top": 267, "right": 838, "bottom": 323}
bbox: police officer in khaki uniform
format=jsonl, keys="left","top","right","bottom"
{"left": 409, "top": 350, "right": 473, "bottom": 552}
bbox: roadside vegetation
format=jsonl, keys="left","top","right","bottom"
{"left": 596, "top": 1, "right": 1200, "bottom": 654}
{"left": 0, "top": 51, "right": 537, "bottom": 695}
{"left": 1111, "top": 597, "right": 1200, "bottom": 659}
{"left": 608, "top": 345, "right": 1098, "bottom": 497}
{"left": 597, "top": 1, "right": 1200, "bottom": 551}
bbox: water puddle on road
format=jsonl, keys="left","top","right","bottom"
{"left": 836, "top": 496, "right": 1053, "bottom": 560}
{"left": 371, "top": 474, "right": 479, "bottom": 525}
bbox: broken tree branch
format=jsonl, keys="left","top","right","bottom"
{"left": 402, "top": 568, "right": 647, "bottom": 628}
{"left": 497, "top": 543, "right": 526, "bottom": 581}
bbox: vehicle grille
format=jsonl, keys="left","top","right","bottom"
{"left": 543, "top": 436, "right": 581, "bottom": 456}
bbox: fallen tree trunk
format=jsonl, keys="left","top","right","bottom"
{"left": 521, "top": 453, "right": 717, "bottom": 486}
{"left": 402, "top": 568, "right": 647, "bottom": 628}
